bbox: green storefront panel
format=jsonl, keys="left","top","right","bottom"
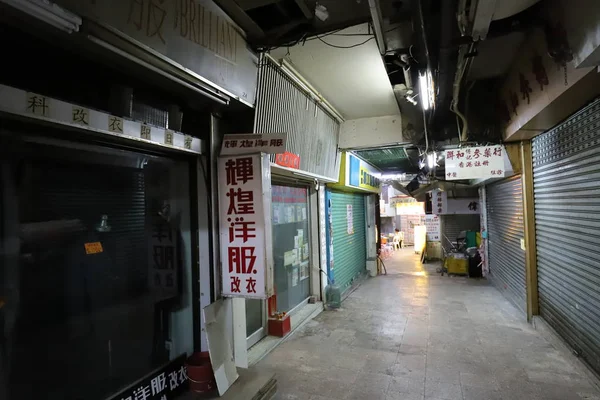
{"left": 330, "top": 191, "right": 366, "bottom": 292}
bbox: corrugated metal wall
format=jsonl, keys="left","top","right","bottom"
{"left": 254, "top": 57, "right": 340, "bottom": 179}
{"left": 532, "top": 98, "right": 600, "bottom": 373}
{"left": 329, "top": 191, "right": 366, "bottom": 292}
{"left": 440, "top": 214, "right": 480, "bottom": 253}
{"left": 486, "top": 176, "right": 526, "bottom": 314}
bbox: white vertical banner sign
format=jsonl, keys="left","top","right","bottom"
{"left": 347, "top": 204, "right": 354, "bottom": 234}
{"left": 425, "top": 214, "right": 441, "bottom": 241}
{"left": 218, "top": 153, "right": 273, "bottom": 298}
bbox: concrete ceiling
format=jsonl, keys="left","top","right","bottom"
{"left": 271, "top": 23, "right": 400, "bottom": 120}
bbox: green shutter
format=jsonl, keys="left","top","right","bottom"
{"left": 330, "top": 191, "right": 366, "bottom": 292}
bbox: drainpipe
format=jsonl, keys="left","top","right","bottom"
{"left": 368, "top": 0, "right": 386, "bottom": 55}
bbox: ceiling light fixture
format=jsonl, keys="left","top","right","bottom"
{"left": 427, "top": 152, "right": 437, "bottom": 169}
{"left": 419, "top": 72, "right": 430, "bottom": 110}
{"left": 1, "top": 0, "right": 82, "bottom": 33}
{"left": 419, "top": 70, "right": 435, "bottom": 111}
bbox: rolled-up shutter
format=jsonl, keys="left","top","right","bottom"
{"left": 440, "top": 214, "right": 480, "bottom": 253}
{"left": 330, "top": 191, "right": 366, "bottom": 292}
{"left": 532, "top": 98, "right": 600, "bottom": 373}
{"left": 486, "top": 176, "right": 526, "bottom": 314}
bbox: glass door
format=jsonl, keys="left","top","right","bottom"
{"left": 271, "top": 184, "right": 311, "bottom": 314}
{"left": 245, "top": 299, "right": 266, "bottom": 348}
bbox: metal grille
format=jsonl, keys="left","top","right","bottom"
{"left": 329, "top": 190, "right": 366, "bottom": 292}
{"left": 132, "top": 102, "right": 168, "bottom": 128}
{"left": 486, "top": 176, "right": 526, "bottom": 314}
{"left": 440, "top": 214, "right": 480, "bottom": 253}
{"left": 34, "top": 162, "right": 147, "bottom": 310}
{"left": 254, "top": 57, "right": 340, "bottom": 179}
{"left": 532, "top": 97, "right": 600, "bottom": 373}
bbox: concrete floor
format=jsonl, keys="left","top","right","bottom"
{"left": 259, "top": 248, "right": 600, "bottom": 400}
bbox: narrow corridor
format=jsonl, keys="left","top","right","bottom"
{"left": 261, "top": 250, "right": 600, "bottom": 400}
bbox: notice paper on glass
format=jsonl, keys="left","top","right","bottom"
{"left": 347, "top": 204, "right": 354, "bottom": 234}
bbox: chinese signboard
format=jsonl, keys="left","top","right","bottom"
{"left": 499, "top": 25, "right": 593, "bottom": 141}
{"left": 218, "top": 154, "right": 272, "bottom": 298}
{"left": 332, "top": 152, "right": 381, "bottom": 193}
{"left": 3, "top": 85, "right": 201, "bottom": 153}
{"left": 107, "top": 354, "right": 188, "bottom": 400}
{"left": 275, "top": 151, "right": 301, "bottom": 169}
{"left": 432, "top": 190, "right": 447, "bottom": 215}
{"left": 220, "top": 133, "right": 287, "bottom": 155}
{"left": 55, "top": 0, "right": 258, "bottom": 104}
{"left": 149, "top": 215, "right": 179, "bottom": 299}
{"left": 444, "top": 146, "right": 505, "bottom": 180}
{"left": 432, "top": 190, "right": 479, "bottom": 215}
{"left": 425, "top": 215, "right": 441, "bottom": 241}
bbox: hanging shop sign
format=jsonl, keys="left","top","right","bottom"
{"left": 218, "top": 153, "right": 273, "bottom": 298}
{"left": 0, "top": 85, "right": 201, "bottom": 153}
{"left": 220, "top": 133, "right": 287, "bottom": 155}
{"left": 55, "top": 0, "right": 258, "bottom": 104}
{"left": 432, "top": 189, "right": 447, "bottom": 215}
{"left": 433, "top": 189, "right": 479, "bottom": 215}
{"left": 444, "top": 145, "right": 505, "bottom": 180}
{"left": 425, "top": 214, "right": 441, "bottom": 241}
{"left": 107, "top": 354, "right": 188, "bottom": 400}
{"left": 274, "top": 151, "right": 301, "bottom": 169}
{"left": 330, "top": 152, "right": 381, "bottom": 193}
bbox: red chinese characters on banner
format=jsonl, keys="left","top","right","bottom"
{"left": 219, "top": 155, "right": 267, "bottom": 298}
{"left": 444, "top": 145, "right": 505, "bottom": 180}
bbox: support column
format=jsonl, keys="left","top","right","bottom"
{"left": 521, "top": 140, "right": 539, "bottom": 321}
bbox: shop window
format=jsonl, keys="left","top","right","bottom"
{"left": 271, "top": 185, "right": 311, "bottom": 313}
{"left": 0, "top": 140, "right": 194, "bottom": 400}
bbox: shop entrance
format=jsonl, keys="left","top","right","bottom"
{"left": 246, "top": 182, "right": 312, "bottom": 348}
{"left": 0, "top": 136, "right": 196, "bottom": 400}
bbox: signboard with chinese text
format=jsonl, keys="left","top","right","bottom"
{"left": 432, "top": 190, "right": 447, "bottom": 215}
{"left": 330, "top": 152, "right": 381, "bottom": 193}
{"left": 220, "top": 133, "right": 287, "bottom": 155}
{"left": 149, "top": 215, "right": 179, "bottom": 299}
{"left": 1, "top": 85, "right": 201, "bottom": 153}
{"left": 425, "top": 215, "right": 441, "bottom": 241}
{"left": 218, "top": 154, "right": 273, "bottom": 298}
{"left": 275, "top": 151, "right": 301, "bottom": 169}
{"left": 55, "top": 0, "right": 258, "bottom": 105}
{"left": 432, "top": 190, "right": 479, "bottom": 215}
{"left": 107, "top": 354, "right": 188, "bottom": 400}
{"left": 444, "top": 146, "right": 505, "bottom": 180}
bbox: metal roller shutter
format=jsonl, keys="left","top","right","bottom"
{"left": 532, "top": 98, "right": 600, "bottom": 373}
{"left": 440, "top": 214, "right": 480, "bottom": 253}
{"left": 330, "top": 191, "right": 366, "bottom": 292}
{"left": 486, "top": 176, "right": 526, "bottom": 314}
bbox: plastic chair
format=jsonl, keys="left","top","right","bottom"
{"left": 393, "top": 232, "right": 404, "bottom": 250}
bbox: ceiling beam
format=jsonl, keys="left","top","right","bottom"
{"left": 236, "top": 0, "right": 279, "bottom": 10}
{"left": 212, "top": 0, "right": 265, "bottom": 39}
{"left": 294, "top": 0, "right": 313, "bottom": 19}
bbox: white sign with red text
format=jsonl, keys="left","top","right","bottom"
{"left": 444, "top": 145, "right": 505, "bottom": 180}
{"left": 425, "top": 215, "right": 441, "bottom": 241}
{"left": 220, "top": 133, "right": 287, "bottom": 155}
{"left": 218, "top": 154, "right": 273, "bottom": 298}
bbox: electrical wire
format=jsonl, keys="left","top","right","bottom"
{"left": 316, "top": 35, "right": 375, "bottom": 49}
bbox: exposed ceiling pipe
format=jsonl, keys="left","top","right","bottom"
{"left": 412, "top": 0, "right": 431, "bottom": 70}
{"left": 367, "top": 0, "right": 386, "bottom": 55}
{"left": 436, "top": 0, "right": 458, "bottom": 123}
{"left": 450, "top": 42, "right": 476, "bottom": 142}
